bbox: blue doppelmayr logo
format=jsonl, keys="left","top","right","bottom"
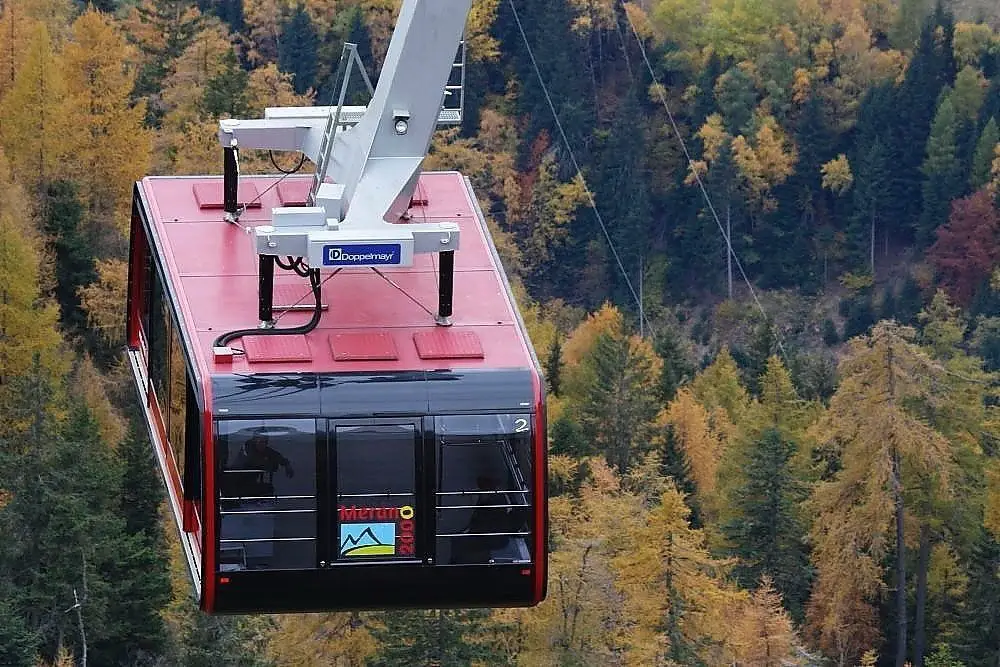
{"left": 323, "top": 243, "right": 401, "bottom": 266}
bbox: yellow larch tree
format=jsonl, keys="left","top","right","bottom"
{"left": 79, "top": 259, "right": 129, "bottom": 347}
{"left": 264, "top": 613, "right": 376, "bottom": 666}
{"left": 0, "top": 152, "right": 66, "bottom": 439}
{"left": 160, "top": 22, "right": 234, "bottom": 128}
{"left": 241, "top": 0, "right": 291, "bottom": 65}
{"left": 155, "top": 22, "right": 235, "bottom": 174}
{"left": 805, "top": 322, "right": 954, "bottom": 666}
{"left": 517, "top": 459, "right": 636, "bottom": 665}
{"left": 61, "top": 8, "right": 152, "bottom": 236}
{"left": 731, "top": 115, "right": 797, "bottom": 213}
{"left": 689, "top": 345, "right": 749, "bottom": 435}
{"left": 953, "top": 21, "right": 999, "bottom": 68}
{"left": 821, "top": 154, "right": 854, "bottom": 195}
{"left": 20, "top": 0, "right": 75, "bottom": 44}
{"left": 0, "top": 0, "right": 41, "bottom": 100}
{"left": 725, "top": 576, "right": 804, "bottom": 666}
{"left": 662, "top": 389, "right": 723, "bottom": 507}
{"left": 560, "top": 302, "right": 624, "bottom": 397}
{"left": 0, "top": 22, "right": 71, "bottom": 192}
{"left": 68, "top": 355, "right": 126, "bottom": 449}
{"left": 467, "top": 0, "right": 501, "bottom": 63}
{"left": 613, "top": 482, "right": 742, "bottom": 665}
{"left": 986, "top": 462, "right": 1000, "bottom": 540}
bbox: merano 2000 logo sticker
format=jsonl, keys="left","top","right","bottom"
{"left": 339, "top": 505, "right": 415, "bottom": 557}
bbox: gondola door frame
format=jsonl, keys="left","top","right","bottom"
{"left": 322, "top": 418, "right": 428, "bottom": 567}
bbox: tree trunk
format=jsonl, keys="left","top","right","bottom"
{"left": 914, "top": 525, "right": 931, "bottom": 667}
{"left": 894, "top": 448, "right": 907, "bottom": 667}
{"left": 888, "top": 343, "right": 907, "bottom": 667}
{"left": 870, "top": 207, "right": 876, "bottom": 278}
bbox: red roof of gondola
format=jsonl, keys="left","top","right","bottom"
{"left": 138, "top": 171, "right": 534, "bottom": 376}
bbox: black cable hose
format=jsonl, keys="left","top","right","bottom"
{"left": 269, "top": 150, "right": 307, "bottom": 175}
{"left": 212, "top": 268, "right": 322, "bottom": 348}
{"left": 276, "top": 256, "right": 311, "bottom": 277}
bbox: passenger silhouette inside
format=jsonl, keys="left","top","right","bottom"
{"left": 232, "top": 434, "right": 294, "bottom": 497}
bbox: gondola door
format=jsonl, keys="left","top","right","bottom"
{"left": 323, "top": 420, "right": 426, "bottom": 567}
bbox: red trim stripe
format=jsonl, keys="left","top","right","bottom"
{"left": 531, "top": 368, "right": 547, "bottom": 603}
{"left": 199, "top": 371, "right": 216, "bottom": 610}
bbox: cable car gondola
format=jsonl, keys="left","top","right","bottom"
{"left": 125, "top": 0, "right": 546, "bottom": 614}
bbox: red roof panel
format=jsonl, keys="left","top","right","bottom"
{"left": 413, "top": 330, "right": 484, "bottom": 359}
{"left": 242, "top": 335, "right": 312, "bottom": 362}
{"left": 140, "top": 172, "right": 535, "bottom": 377}
{"left": 192, "top": 181, "right": 262, "bottom": 209}
{"left": 330, "top": 332, "right": 398, "bottom": 361}
{"left": 277, "top": 180, "right": 310, "bottom": 206}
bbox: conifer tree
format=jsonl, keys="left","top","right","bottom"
{"left": 41, "top": 180, "right": 96, "bottom": 331}
{"left": 613, "top": 484, "right": 739, "bottom": 664}
{"left": 278, "top": 4, "right": 318, "bottom": 95}
{"left": 368, "top": 609, "right": 501, "bottom": 667}
{"left": 0, "top": 166, "right": 65, "bottom": 436}
{"left": 61, "top": 8, "right": 152, "bottom": 232}
{"left": 0, "top": 22, "right": 70, "bottom": 191}
{"left": 805, "top": 322, "right": 954, "bottom": 666}
{"left": 197, "top": 0, "right": 243, "bottom": 33}
{"left": 544, "top": 336, "right": 562, "bottom": 397}
{"left": 0, "top": 599, "right": 35, "bottom": 667}
{"left": 723, "top": 427, "right": 812, "bottom": 622}
{"left": 577, "top": 331, "right": 661, "bottom": 474}
{"left": 919, "top": 93, "right": 964, "bottom": 246}
{"left": 971, "top": 117, "right": 999, "bottom": 190}
{"left": 689, "top": 346, "right": 749, "bottom": 427}
{"left": 654, "top": 326, "right": 693, "bottom": 403}
{"left": 594, "top": 87, "right": 652, "bottom": 303}
{"left": 201, "top": 49, "right": 250, "bottom": 118}
{"left": 0, "top": 0, "right": 38, "bottom": 100}
{"left": 954, "top": 528, "right": 1000, "bottom": 666}
{"left": 131, "top": 0, "right": 205, "bottom": 107}
{"left": 181, "top": 613, "right": 274, "bottom": 667}
{"left": 104, "top": 427, "right": 171, "bottom": 663}
{"left": 893, "top": 9, "right": 957, "bottom": 239}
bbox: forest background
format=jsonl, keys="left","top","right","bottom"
{"left": 1, "top": 0, "right": 1000, "bottom": 665}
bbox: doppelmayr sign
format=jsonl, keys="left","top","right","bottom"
{"left": 321, "top": 244, "right": 403, "bottom": 267}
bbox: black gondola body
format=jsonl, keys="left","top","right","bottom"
{"left": 125, "top": 172, "right": 547, "bottom": 613}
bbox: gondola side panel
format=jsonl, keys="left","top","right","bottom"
{"left": 126, "top": 185, "right": 206, "bottom": 601}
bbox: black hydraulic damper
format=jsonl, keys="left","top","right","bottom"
{"left": 223, "top": 143, "right": 239, "bottom": 218}
{"left": 437, "top": 250, "right": 454, "bottom": 325}
{"left": 258, "top": 254, "right": 275, "bottom": 325}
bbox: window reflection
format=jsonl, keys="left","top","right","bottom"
{"left": 436, "top": 415, "right": 532, "bottom": 565}
{"left": 216, "top": 419, "right": 316, "bottom": 571}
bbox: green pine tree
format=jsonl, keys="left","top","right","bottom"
{"left": 278, "top": 4, "right": 318, "bottom": 95}
{"left": 919, "top": 93, "right": 964, "bottom": 246}
{"left": 578, "top": 331, "right": 660, "bottom": 473}
{"left": 181, "top": 613, "right": 274, "bottom": 667}
{"left": 200, "top": 50, "right": 250, "bottom": 118}
{"left": 544, "top": 336, "right": 562, "bottom": 397}
{"left": 654, "top": 326, "right": 693, "bottom": 403}
{"left": 100, "top": 426, "right": 171, "bottom": 664}
{"left": 368, "top": 609, "right": 503, "bottom": 667}
{"left": 954, "top": 528, "right": 1000, "bottom": 666}
{"left": 41, "top": 180, "right": 96, "bottom": 332}
{"left": 133, "top": 0, "right": 205, "bottom": 118}
{"left": 0, "top": 599, "right": 36, "bottom": 667}
{"left": 723, "top": 427, "right": 812, "bottom": 622}
{"left": 971, "top": 117, "right": 999, "bottom": 190}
